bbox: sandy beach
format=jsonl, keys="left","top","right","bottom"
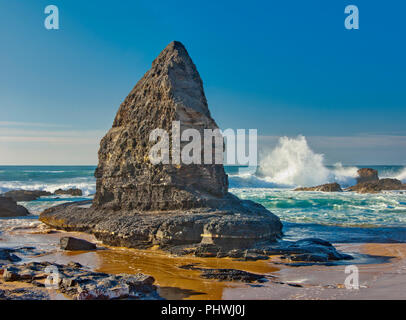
{"left": 1, "top": 223, "right": 405, "bottom": 300}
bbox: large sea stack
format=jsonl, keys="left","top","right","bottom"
{"left": 40, "top": 41, "right": 282, "bottom": 255}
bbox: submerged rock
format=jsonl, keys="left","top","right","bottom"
{"left": 40, "top": 41, "right": 282, "bottom": 254}
{"left": 1, "top": 261, "right": 160, "bottom": 300}
{"left": 54, "top": 188, "right": 83, "bottom": 196}
{"left": 0, "top": 197, "right": 30, "bottom": 217}
{"left": 3, "top": 190, "right": 52, "bottom": 202}
{"left": 294, "top": 183, "right": 343, "bottom": 192}
{"left": 264, "top": 238, "right": 353, "bottom": 263}
{"left": 60, "top": 237, "right": 97, "bottom": 251}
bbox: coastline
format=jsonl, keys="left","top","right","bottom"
{"left": 1, "top": 224, "right": 406, "bottom": 300}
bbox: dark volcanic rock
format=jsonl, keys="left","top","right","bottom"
{"left": 356, "top": 168, "right": 379, "bottom": 184}
{"left": 294, "top": 183, "right": 343, "bottom": 192}
{"left": 179, "top": 264, "right": 267, "bottom": 283}
{"left": 94, "top": 41, "right": 229, "bottom": 212}
{"left": 54, "top": 188, "right": 83, "bottom": 196}
{"left": 0, "top": 197, "right": 30, "bottom": 217}
{"left": 264, "top": 238, "right": 353, "bottom": 263}
{"left": 346, "top": 178, "right": 406, "bottom": 194}
{"left": 0, "top": 287, "right": 50, "bottom": 300}
{"left": 3, "top": 190, "right": 52, "bottom": 202}
{"left": 40, "top": 41, "right": 283, "bottom": 255}
{"left": 0, "top": 248, "right": 22, "bottom": 266}
{"left": 1, "top": 261, "right": 160, "bottom": 300}
{"left": 60, "top": 237, "right": 97, "bottom": 251}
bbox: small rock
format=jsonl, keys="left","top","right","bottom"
{"left": 179, "top": 264, "right": 267, "bottom": 283}
{"left": 0, "top": 248, "right": 22, "bottom": 265}
{"left": 60, "top": 237, "right": 97, "bottom": 251}
{"left": 3, "top": 190, "right": 52, "bottom": 202}
{"left": 294, "top": 183, "right": 343, "bottom": 192}
{"left": 1, "top": 261, "right": 160, "bottom": 300}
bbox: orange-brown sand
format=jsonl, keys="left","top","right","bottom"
{"left": 2, "top": 225, "right": 406, "bottom": 300}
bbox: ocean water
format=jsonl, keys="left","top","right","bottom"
{"left": 0, "top": 166, "right": 96, "bottom": 195}
{"left": 1, "top": 161, "right": 406, "bottom": 243}
{"left": 0, "top": 166, "right": 95, "bottom": 215}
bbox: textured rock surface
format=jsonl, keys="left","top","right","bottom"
{"left": 265, "top": 238, "right": 354, "bottom": 265}
{"left": 346, "top": 178, "right": 406, "bottom": 193}
{"left": 54, "top": 188, "right": 83, "bottom": 196}
{"left": 0, "top": 197, "right": 30, "bottom": 217}
{"left": 60, "top": 237, "right": 97, "bottom": 251}
{"left": 40, "top": 41, "right": 283, "bottom": 254}
{"left": 1, "top": 261, "right": 160, "bottom": 300}
{"left": 356, "top": 168, "right": 379, "bottom": 184}
{"left": 94, "top": 41, "right": 228, "bottom": 212}
{"left": 294, "top": 183, "right": 343, "bottom": 192}
{"left": 3, "top": 190, "right": 51, "bottom": 202}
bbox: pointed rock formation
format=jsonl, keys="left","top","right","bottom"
{"left": 40, "top": 41, "right": 283, "bottom": 255}
{"left": 93, "top": 41, "right": 228, "bottom": 212}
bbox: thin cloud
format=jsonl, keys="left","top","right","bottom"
{"left": 0, "top": 121, "right": 71, "bottom": 128}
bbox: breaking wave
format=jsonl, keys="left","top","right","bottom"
{"left": 229, "top": 135, "right": 404, "bottom": 189}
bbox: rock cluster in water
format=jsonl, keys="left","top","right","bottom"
{"left": 356, "top": 168, "right": 379, "bottom": 184}
{"left": 40, "top": 41, "right": 283, "bottom": 255}
{"left": 295, "top": 168, "right": 406, "bottom": 194}
{"left": 346, "top": 168, "right": 406, "bottom": 193}
{"left": 294, "top": 183, "right": 343, "bottom": 192}
{"left": 3, "top": 190, "right": 52, "bottom": 202}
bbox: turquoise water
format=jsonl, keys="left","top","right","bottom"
{"left": 1, "top": 165, "right": 406, "bottom": 243}
{"left": 0, "top": 166, "right": 96, "bottom": 195}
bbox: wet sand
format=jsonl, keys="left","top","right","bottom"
{"left": 1, "top": 225, "right": 406, "bottom": 300}
{"left": 1, "top": 227, "right": 278, "bottom": 300}
{"left": 222, "top": 243, "right": 406, "bottom": 299}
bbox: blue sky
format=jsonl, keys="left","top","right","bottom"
{"left": 0, "top": 0, "right": 405, "bottom": 165}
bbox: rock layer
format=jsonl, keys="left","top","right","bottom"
{"left": 294, "top": 183, "right": 343, "bottom": 192}
{"left": 40, "top": 41, "right": 283, "bottom": 254}
{"left": 3, "top": 190, "right": 51, "bottom": 202}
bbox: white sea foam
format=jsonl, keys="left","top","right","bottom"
{"left": 255, "top": 136, "right": 358, "bottom": 187}
{"left": 0, "top": 178, "right": 96, "bottom": 196}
